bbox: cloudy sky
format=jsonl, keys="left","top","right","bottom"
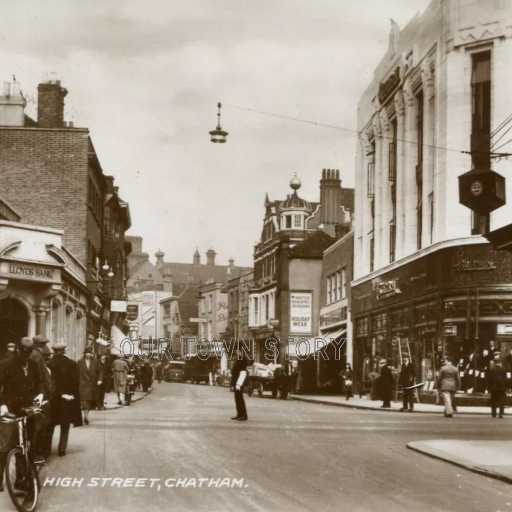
{"left": 0, "top": 0, "right": 431, "bottom": 268}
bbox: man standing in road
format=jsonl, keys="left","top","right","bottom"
{"left": 487, "top": 351, "right": 508, "bottom": 418}
{"left": 230, "top": 349, "right": 249, "bottom": 421}
{"left": 0, "top": 337, "right": 44, "bottom": 491}
{"left": 399, "top": 355, "right": 416, "bottom": 412}
{"left": 437, "top": 355, "right": 461, "bottom": 418}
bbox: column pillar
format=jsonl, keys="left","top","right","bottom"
{"left": 394, "top": 90, "right": 406, "bottom": 259}
{"left": 379, "top": 108, "right": 391, "bottom": 266}
{"left": 359, "top": 134, "right": 373, "bottom": 276}
{"left": 421, "top": 59, "right": 435, "bottom": 247}
{"left": 372, "top": 114, "right": 382, "bottom": 270}
{"left": 32, "top": 305, "right": 49, "bottom": 338}
{"left": 403, "top": 80, "right": 418, "bottom": 257}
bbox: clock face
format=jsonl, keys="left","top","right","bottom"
{"left": 471, "top": 181, "right": 483, "bottom": 196}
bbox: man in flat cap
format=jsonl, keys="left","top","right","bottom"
{"left": 1, "top": 343, "right": 16, "bottom": 366}
{"left": 47, "top": 344, "right": 82, "bottom": 456}
{"left": 30, "top": 335, "right": 55, "bottom": 460}
{"left": 0, "top": 337, "right": 44, "bottom": 491}
{"left": 487, "top": 351, "right": 509, "bottom": 418}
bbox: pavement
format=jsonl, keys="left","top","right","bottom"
{"left": 2, "top": 382, "right": 509, "bottom": 512}
{"left": 407, "top": 440, "right": 512, "bottom": 484}
{"left": 104, "top": 389, "right": 150, "bottom": 409}
{"left": 290, "top": 394, "right": 505, "bottom": 415}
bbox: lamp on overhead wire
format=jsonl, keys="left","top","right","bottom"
{"left": 209, "top": 102, "right": 228, "bottom": 144}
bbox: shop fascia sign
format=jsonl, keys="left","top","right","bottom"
{"left": 0, "top": 260, "right": 60, "bottom": 283}
{"left": 374, "top": 279, "right": 401, "bottom": 300}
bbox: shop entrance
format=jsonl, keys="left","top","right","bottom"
{"left": 0, "top": 298, "right": 29, "bottom": 359}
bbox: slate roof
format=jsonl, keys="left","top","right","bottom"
{"left": 289, "top": 230, "right": 336, "bottom": 259}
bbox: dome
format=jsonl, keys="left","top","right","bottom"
{"left": 155, "top": 248, "right": 165, "bottom": 257}
{"left": 281, "top": 191, "right": 312, "bottom": 211}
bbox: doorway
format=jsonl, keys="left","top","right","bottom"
{"left": 0, "top": 297, "right": 29, "bottom": 359}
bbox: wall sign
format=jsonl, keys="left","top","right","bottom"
{"left": 454, "top": 259, "right": 495, "bottom": 271}
{"left": 374, "top": 279, "right": 401, "bottom": 300}
{"left": 444, "top": 324, "right": 457, "bottom": 336}
{"left": 320, "top": 307, "right": 347, "bottom": 327}
{"left": 0, "top": 262, "right": 57, "bottom": 282}
{"left": 497, "top": 324, "right": 512, "bottom": 336}
{"left": 378, "top": 67, "right": 400, "bottom": 104}
{"left": 126, "top": 304, "right": 139, "bottom": 321}
{"left": 290, "top": 292, "right": 312, "bottom": 334}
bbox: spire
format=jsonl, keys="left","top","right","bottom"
{"left": 193, "top": 248, "right": 201, "bottom": 265}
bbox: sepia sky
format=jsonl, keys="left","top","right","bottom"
{"left": 0, "top": 0, "right": 431, "bottom": 268}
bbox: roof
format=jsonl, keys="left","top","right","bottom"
{"left": 289, "top": 230, "right": 335, "bottom": 259}
{"left": 158, "top": 262, "right": 252, "bottom": 285}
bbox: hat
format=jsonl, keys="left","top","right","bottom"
{"left": 494, "top": 351, "right": 501, "bottom": 357}
{"left": 52, "top": 343, "right": 67, "bottom": 352}
{"left": 379, "top": 359, "right": 387, "bottom": 367}
{"left": 83, "top": 346, "right": 93, "bottom": 354}
{"left": 20, "top": 337, "right": 34, "bottom": 348}
{"left": 7, "top": 342, "right": 16, "bottom": 349}
{"left": 33, "top": 335, "right": 49, "bottom": 345}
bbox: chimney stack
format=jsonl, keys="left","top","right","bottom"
{"left": 162, "top": 271, "right": 173, "bottom": 293}
{"left": 206, "top": 248, "right": 216, "bottom": 266}
{"left": 0, "top": 80, "right": 26, "bottom": 127}
{"left": 320, "top": 168, "right": 342, "bottom": 227}
{"left": 104, "top": 176, "right": 115, "bottom": 194}
{"left": 37, "top": 75, "right": 68, "bottom": 128}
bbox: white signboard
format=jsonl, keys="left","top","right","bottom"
{"left": 111, "top": 300, "right": 127, "bottom": 312}
{"left": 290, "top": 292, "right": 312, "bottom": 334}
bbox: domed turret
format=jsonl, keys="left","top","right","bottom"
{"left": 155, "top": 249, "right": 165, "bottom": 266}
{"left": 280, "top": 175, "right": 312, "bottom": 230}
{"left": 281, "top": 175, "right": 312, "bottom": 211}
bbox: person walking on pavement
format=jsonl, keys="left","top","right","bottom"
{"left": 97, "top": 354, "right": 111, "bottom": 410}
{"left": 340, "top": 363, "right": 354, "bottom": 401}
{"left": 399, "top": 355, "right": 416, "bottom": 412}
{"left": 0, "top": 337, "right": 44, "bottom": 492}
{"left": 437, "top": 355, "right": 460, "bottom": 418}
{"left": 155, "top": 361, "right": 163, "bottom": 383}
{"left": 78, "top": 346, "right": 103, "bottom": 425}
{"left": 379, "top": 359, "right": 393, "bottom": 408}
{"left": 112, "top": 354, "right": 130, "bottom": 405}
{"left": 47, "top": 344, "right": 83, "bottom": 456}
{"left": 230, "top": 349, "right": 249, "bottom": 421}
{"left": 487, "top": 351, "right": 508, "bottom": 418}
{"left": 30, "top": 335, "right": 55, "bottom": 460}
{"left": 140, "top": 361, "right": 153, "bottom": 392}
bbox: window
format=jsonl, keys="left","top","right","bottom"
{"left": 208, "top": 294, "right": 213, "bottom": 312}
{"left": 254, "top": 298, "right": 259, "bottom": 325}
{"left": 337, "top": 271, "right": 342, "bottom": 301}
{"left": 327, "top": 276, "right": 332, "bottom": 304}
{"left": 389, "top": 118, "right": 397, "bottom": 182}
{"left": 294, "top": 215, "right": 302, "bottom": 228}
{"left": 104, "top": 206, "right": 112, "bottom": 236}
{"left": 370, "top": 237, "right": 375, "bottom": 273}
{"left": 390, "top": 220, "right": 396, "bottom": 263}
{"left": 208, "top": 321, "right": 212, "bottom": 339}
{"left": 390, "top": 118, "right": 397, "bottom": 261}
{"left": 265, "top": 294, "right": 269, "bottom": 321}
{"left": 201, "top": 299, "right": 205, "bottom": 315}
{"left": 285, "top": 216, "right": 292, "bottom": 229}
{"left": 429, "top": 193, "right": 434, "bottom": 244}
{"left": 416, "top": 90, "right": 424, "bottom": 250}
{"left": 367, "top": 162, "right": 375, "bottom": 198}
{"left": 341, "top": 268, "right": 346, "bottom": 299}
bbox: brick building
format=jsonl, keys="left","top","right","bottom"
{"left": 352, "top": 0, "right": 512, "bottom": 394}
{"left": 0, "top": 77, "right": 132, "bottom": 351}
{"left": 249, "top": 172, "right": 354, "bottom": 367}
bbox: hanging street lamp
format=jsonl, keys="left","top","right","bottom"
{"left": 209, "top": 102, "right": 228, "bottom": 144}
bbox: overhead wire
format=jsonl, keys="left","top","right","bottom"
{"left": 224, "top": 103, "right": 512, "bottom": 158}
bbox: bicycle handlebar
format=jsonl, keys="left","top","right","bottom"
{"left": 0, "top": 400, "right": 49, "bottom": 423}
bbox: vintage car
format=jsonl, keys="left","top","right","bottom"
{"left": 164, "top": 361, "right": 185, "bottom": 383}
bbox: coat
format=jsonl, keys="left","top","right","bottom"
{"left": 78, "top": 357, "right": 103, "bottom": 402}
{"left": 340, "top": 369, "right": 353, "bottom": 387}
{"left": 487, "top": 365, "right": 508, "bottom": 393}
{"left": 437, "top": 363, "right": 461, "bottom": 391}
{"left": 47, "top": 354, "right": 83, "bottom": 427}
{"left": 399, "top": 362, "right": 416, "bottom": 387}
{"left": 377, "top": 365, "right": 394, "bottom": 401}
{"left": 29, "top": 347, "right": 55, "bottom": 400}
{"left": 112, "top": 358, "right": 130, "bottom": 393}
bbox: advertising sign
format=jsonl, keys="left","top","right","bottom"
{"left": 126, "top": 304, "right": 139, "bottom": 321}
{"left": 141, "top": 292, "right": 156, "bottom": 339}
{"left": 290, "top": 292, "right": 312, "bottom": 334}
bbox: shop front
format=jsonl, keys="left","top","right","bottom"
{"left": 0, "top": 220, "right": 88, "bottom": 360}
{"left": 352, "top": 240, "right": 512, "bottom": 397}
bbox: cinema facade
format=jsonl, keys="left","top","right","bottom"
{"left": 0, "top": 218, "right": 89, "bottom": 361}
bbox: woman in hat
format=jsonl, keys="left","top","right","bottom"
{"left": 112, "top": 354, "right": 130, "bottom": 405}
{"left": 340, "top": 363, "right": 354, "bottom": 401}
{"left": 77, "top": 346, "right": 103, "bottom": 425}
{"left": 379, "top": 358, "right": 394, "bottom": 408}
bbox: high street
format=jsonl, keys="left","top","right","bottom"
{"left": 6, "top": 383, "right": 510, "bottom": 512}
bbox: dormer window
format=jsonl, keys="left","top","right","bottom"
{"left": 285, "top": 216, "right": 292, "bottom": 229}
{"left": 294, "top": 215, "right": 302, "bottom": 228}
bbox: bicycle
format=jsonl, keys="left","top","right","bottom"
{"left": 0, "top": 401, "right": 48, "bottom": 512}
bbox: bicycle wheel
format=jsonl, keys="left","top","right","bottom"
{"left": 5, "top": 448, "right": 39, "bottom": 512}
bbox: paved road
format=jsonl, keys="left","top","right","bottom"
{"left": 5, "top": 383, "right": 511, "bottom": 512}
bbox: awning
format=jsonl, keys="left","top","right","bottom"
{"left": 111, "top": 325, "right": 130, "bottom": 355}
{"left": 286, "top": 329, "right": 347, "bottom": 358}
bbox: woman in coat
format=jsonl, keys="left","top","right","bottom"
{"left": 78, "top": 346, "right": 103, "bottom": 425}
{"left": 379, "top": 359, "right": 394, "bottom": 408}
{"left": 47, "top": 344, "right": 83, "bottom": 456}
{"left": 112, "top": 354, "right": 130, "bottom": 405}
{"left": 340, "top": 363, "right": 354, "bottom": 401}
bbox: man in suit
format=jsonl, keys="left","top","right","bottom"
{"left": 487, "top": 352, "right": 509, "bottom": 418}
{"left": 230, "top": 349, "right": 249, "bottom": 421}
{"left": 437, "top": 355, "right": 461, "bottom": 418}
{"left": 399, "top": 355, "right": 416, "bottom": 412}
{"left": 47, "top": 343, "right": 83, "bottom": 456}
{"left": 0, "top": 337, "right": 44, "bottom": 491}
